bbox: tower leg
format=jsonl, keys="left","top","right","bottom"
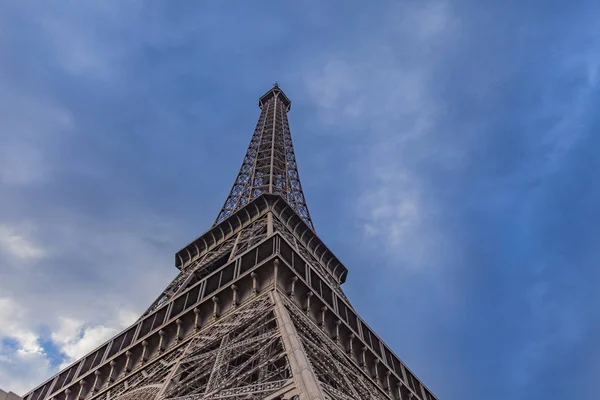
{"left": 272, "top": 290, "right": 326, "bottom": 400}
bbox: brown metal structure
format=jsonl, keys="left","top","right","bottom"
{"left": 215, "top": 84, "right": 313, "bottom": 231}
{"left": 24, "top": 85, "right": 438, "bottom": 400}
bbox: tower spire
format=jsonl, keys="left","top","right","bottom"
{"left": 214, "top": 85, "right": 314, "bottom": 230}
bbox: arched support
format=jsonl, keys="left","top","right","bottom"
{"left": 124, "top": 351, "right": 133, "bottom": 373}
{"left": 273, "top": 259, "right": 280, "bottom": 287}
{"left": 251, "top": 272, "right": 258, "bottom": 295}
{"left": 319, "top": 306, "right": 327, "bottom": 327}
{"left": 334, "top": 320, "right": 342, "bottom": 345}
{"left": 212, "top": 296, "right": 220, "bottom": 320}
{"left": 193, "top": 307, "right": 201, "bottom": 330}
{"left": 231, "top": 285, "right": 238, "bottom": 308}
{"left": 385, "top": 370, "right": 392, "bottom": 396}
{"left": 374, "top": 358, "right": 381, "bottom": 383}
{"left": 108, "top": 360, "right": 116, "bottom": 383}
{"left": 92, "top": 370, "right": 101, "bottom": 393}
{"left": 76, "top": 380, "right": 85, "bottom": 400}
{"left": 141, "top": 340, "right": 149, "bottom": 362}
{"left": 176, "top": 319, "right": 183, "bottom": 342}
{"left": 289, "top": 276, "right": 298, "bottom": 298}
{"left": 360, "top": 346, "right": 367, "bottom": 369}
{"left": 304, "top": 292, "right": 313, "bottom": 314}
{"left": 158, "top": 330, "right": 166, "bottom": 353}
{"left": 347, "top": 333, "right": 355, "bottom": 356}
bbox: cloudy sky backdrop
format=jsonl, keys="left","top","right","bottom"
{"left": 1, "top": 1, "right": 599, "bottom": 399}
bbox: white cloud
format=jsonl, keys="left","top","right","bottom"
{"left": 0, "top": 298, "right": 43, "bottom": 355}
{"left": 50, "top": 317, "right": 82, "bottom": 346}
{"left": 357, "top": 162, "right": 459, "bottom": 275}
{"left": 51, "top": 310, "right": 138, "bottom": 369}
{"left": 0, "top": 297, "right": 54, "bottom": 395}
{"left": 52, "top": 317, "right": 118, "bottom": 370}
{"left": 0, "top": 292, "right": 145, "bottom": 392}
{"left": 0, "top": 347, "right": 53, "bottom": 396}
{"left": 0, "top": 225, "right": 47, "bottom": 261}
{"left": 0, "top": 210, "right": 178, "bottom": 393}
{"left": 362, "top": 175, "right": 421, "bottom": 248}
{"left": 0, "top": 82, "right": 174, "bottom": 389}
{"left": 118, "top": 309, "right": 140, "bottom": 328}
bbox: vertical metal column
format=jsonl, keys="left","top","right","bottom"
{"left": 272, "top": 291, "right": 325, "bottom": 400}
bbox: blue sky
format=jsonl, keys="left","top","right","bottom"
{"left": 0, "top": 1, "right": 599, "bottom": 398}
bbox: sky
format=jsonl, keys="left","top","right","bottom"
{"left": 0, "top": 0, "right": 599, "bottom": 398}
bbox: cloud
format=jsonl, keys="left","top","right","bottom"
{"left": 0, "top": 346, "right": 53, "bottom": 396}
{"left": 0, "top": 214, "right": 176, "bottom": 391}
{"left": 299, "top": 4, "right": 471, "bottom": 396}
{"left": 0, "top": 206, "right": 181, "bottom": 393}
{"left": 0, "top": 225, "right": 47, "bottom": 261}
{"left": 51, "top": 317, "right": 120, "bottom": 370}
{"left": 0, "top": 298, "right": 43, "bottom": 355}
{"left": 300, "top": 1, "right": 600, "bottom": 399}
{"left": 0, "top": 298, "right": 54, "bottom": 395}
{"left": 1, "top": 1, "right": 599, "bottom": 399}
{"left": 302, "top": 0, "right": 459, "bottom": 273}
{"left": 0, "top": 2, "right": 189, "bottom": 388}
{"left": 0, "top": 228, "right": 166, "bottom": 391}
{"left": 51, "top": 310, "right": 138, "bottom": 367}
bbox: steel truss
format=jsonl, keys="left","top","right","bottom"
{"left": 162, "top": 298, "right": 289, "bottom": 399}
{"left": 143, "top": 215, "right": 269, "bottom": 316}
{"left": 103, "top": 295, "right": 293, "bottom": 400}
{"left": 281, "top": 296, "right": 390, "bottom": 400}
{"left": 215, "top": 85, "right": 313, "bottom": 230}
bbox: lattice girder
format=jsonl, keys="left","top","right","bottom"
{"left": 164, "top": 194, "right": 348, "bottom": 316}
{"left": 215, "top": 85, "right": 314, "bottom": 230}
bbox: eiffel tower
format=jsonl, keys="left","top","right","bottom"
{"left": 23, "top": 84, "right": 438, "bottom": 400}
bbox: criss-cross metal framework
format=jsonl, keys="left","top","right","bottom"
{"left": 215, "top": 84, "right": 313, "bottom": 231}
{"left": 24, "top": 86, "right": 439, "bottom": 400}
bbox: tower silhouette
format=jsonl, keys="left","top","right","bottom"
{"left": 24, "top": 85, "right": 438, "bottom": 400}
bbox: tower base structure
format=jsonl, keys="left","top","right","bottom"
{"left": 24, "top": 215, "right": 435, "bottom": 400}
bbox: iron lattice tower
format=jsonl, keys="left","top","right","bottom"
{"left": 24, "top": 85, "right": 439, "bottom": 400}
{"left": 215, "top": 84, "right": 313, "bottom": 231}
